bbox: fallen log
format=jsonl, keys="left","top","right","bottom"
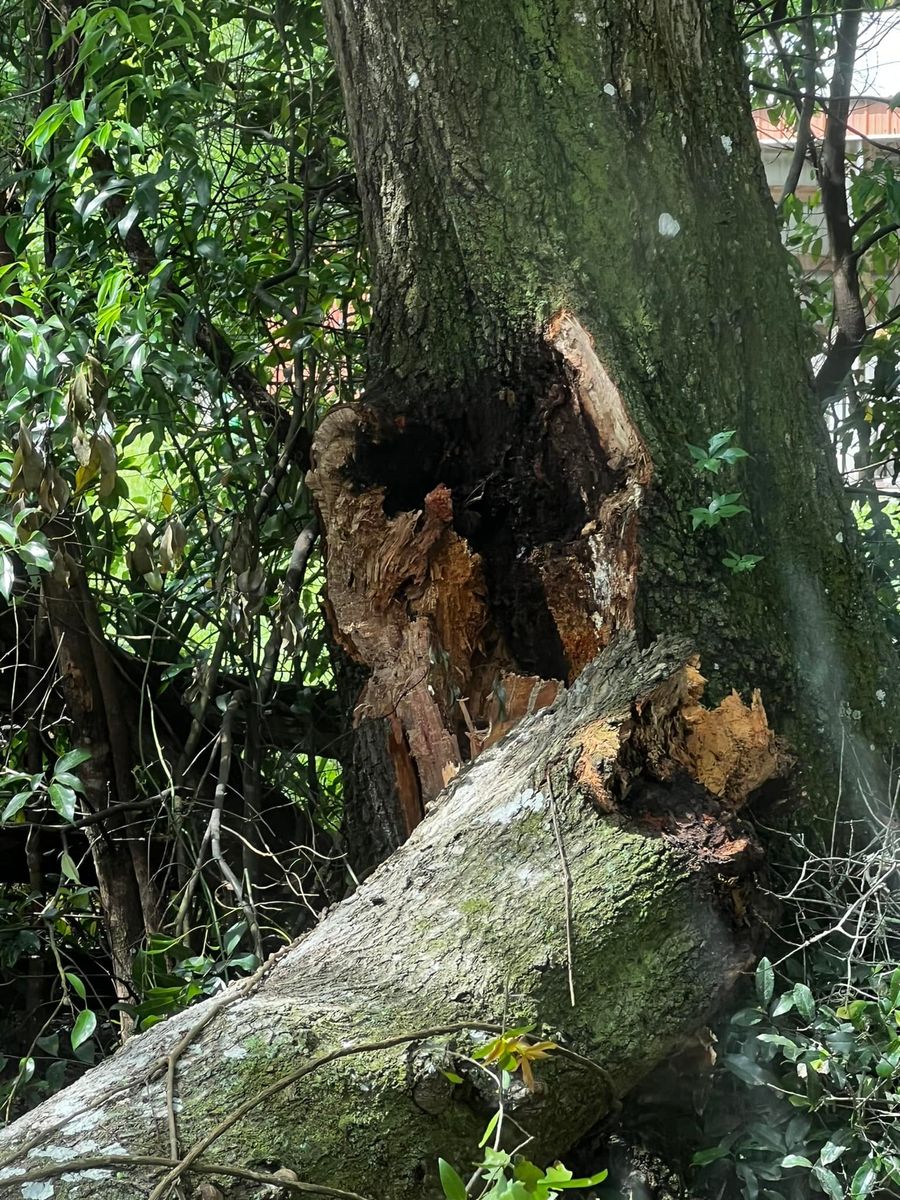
{"left": 0, "top": 637, "right": 781, "bottom": 1200}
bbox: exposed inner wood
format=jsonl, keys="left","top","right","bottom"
{"left": 308, "top": 313, "right": 658, "bottom": 825}
{"left": 571, "top": 657, "right": 788, "bottom": 873}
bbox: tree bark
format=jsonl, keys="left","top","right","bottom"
{"left": 41, "top": 527, "right": 152, "bottom": 1025}
{"left": 316, "top": 0, "right": 898, "bottom": 869}
{"left": 0, "top": 638, "right": 775, "bottom": 1199}
{"left": 4, "top": 1, "right": 898, "bottom": 1196}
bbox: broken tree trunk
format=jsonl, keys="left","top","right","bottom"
{"left": 0, "top": 638, "right": 778, "bottom": 1200}
{"left": 318, "top": 0, "right": 899, "bottom": 872}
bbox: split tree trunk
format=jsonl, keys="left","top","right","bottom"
{"left": 0, "top": 638, "right": 776, "bottom": 1199}
{"left": 4, "top": 2, "right": 898, "bottom": 1197}
{"left": 318, "top": 0, "right": 898, "bottom": 870}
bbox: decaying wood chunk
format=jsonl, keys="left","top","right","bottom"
{"left": 308, "top": 313, "right": 658, "bottom": 826}
{"left": 570, "top": 656, "right": 787, "bottom": 872}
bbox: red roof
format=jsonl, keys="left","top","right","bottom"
{"left": 754, "top": 100, "right": 900, "bottom": 143}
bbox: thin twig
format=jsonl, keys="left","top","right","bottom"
{"left": 545, "top": 772, "right": 576, "bottom": 1008}
{"left": 5, "top": 1154, "right": 373, "bottom": 1199}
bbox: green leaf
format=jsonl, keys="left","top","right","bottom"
{"left": 756, "top": 957, "right": 774, "bottom": 1005}
{"left": 719, "top": 446, "right": 750, "bottom": 463}
{"left": 71, "top": 1008, "right": 96, "bottom": 1050}
{"left": 0, "top": 553, "right": 14, "bottom": 601}
{"left": 479, "top": 1108, "right": 500, "bottom": 1148}
{"left": 851, "top": 1160, "right": 878, "bottom": 1199}
{"left": 781, "top": 1156, "right": 813, "bottom": 1169}
{"left": 48, "top": 782, "right": 77, "bottom": 822}
{"left": 555, "top": 1170, "right": 608, "bottom": 1187}
{"left": 793, "top": 983, "right": 816, "bottom": 1021}
{"left": 692, "top": 1146, "right": 730, "bottom": 1166}
{"left": 196, "top": 237, "right": 222, "bottom": 261}
{"left": 731, "top": 1007, "right": 764, "bottom": 1026}
{"left": 442, "top": 1071, "right": 464, "bottom": 1084}
{"left": 60, "top": 851, "right": 80, "bottom": 881}
{"left": 53, "top": 772, "right": 86, "bottom": 793}
{"left": 724, "top": 1053, "right": 768, "bottom": 1086}
{"left": 772, "top": 991, "right": 795, "bottom": 1017}
{"left": 438, "top": 1159, "right": 468, "bottom": 1200}
{"left": 708, "top": 429, "right": 737, "bottom": 454}
{"left": 55, "top": 749, "right": 92, "bottom": 774}
{"left": 70, "top": 98, "right": 86, "bottom": 126}
{"left": 18, "top": 539, "right": 52, "bottom": 571}
{"left": 813, "top": 1165, "right": 844, "bottom": 1200}
{"left": 820, "top": 1142, "right": 848, "bottom": 1167}
{"left": 65, "top": 972, "right": 86, "bottom": 1000}
{"left": 1, "top": 791, "right": 31, "bottom": 821}
{"left": 514, "top": 1161, "right": 544, "bottom": 1187}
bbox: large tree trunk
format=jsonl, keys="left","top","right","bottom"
{"left": 2, "top": 2, "right": 896, "bottom": 1197}
{"left": 317, "top": 0, "right": 897, "bottom": 870}
{"left": 0, "top": 638, "right": 775, "bottom": 1199}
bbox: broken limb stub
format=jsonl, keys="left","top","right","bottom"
{"left": 308, "top": 311, "right": 654, "bottom": 859}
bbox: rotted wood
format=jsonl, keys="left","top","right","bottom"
{"left": 308, "top": 313, "right": 653, "bottom": 863}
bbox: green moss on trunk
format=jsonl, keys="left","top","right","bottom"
{"left": 323, "top": 0, "right": 898, "bottom": 809}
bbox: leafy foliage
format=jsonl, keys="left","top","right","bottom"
{"left": 0, "top": 0, "right": 365, "bottom": 1113}
{"left": 439, "top": 1032, "right": 608, "bottom": 1200}
{"left": 695, "top": 962, "right": 900, "bottom": 1200}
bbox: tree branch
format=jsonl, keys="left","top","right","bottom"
{"left": 850, "top": 221, "right": 900, "bottom": 263}
{"left": 815, "top": 1, "right": 868, "bottom": 405}
{"left": 776, "top": 0, "right": 817, "bottom": 216}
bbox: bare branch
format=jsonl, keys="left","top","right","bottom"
{"left": 815, "top": 2, "right": 868, "bottom": 404}
{"left": 777, "top": 0, "right": 817, "bottom": 216}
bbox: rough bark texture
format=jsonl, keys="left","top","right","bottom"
{"left": 0, "top": 638, "right": 776, "bottom": 1199}
{"left": 41, "top": 526, "right": 154, "bottom": 1020}
{"left": 318, "top": 0, "right": 898, "bottom": 869}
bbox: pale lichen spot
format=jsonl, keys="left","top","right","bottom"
{"left": 407, "top": 71, "right": 420, "bottom": 90}
{"left": 835, "top": 531, "right": 844, "bottom": 543}
{"left": 63, "top": 1107, "right": 104, "bottom": 1137}
{"left": 484, "top": 787, "right": 546, "bottom": 825}
{"left": 720, "top": 134, "right": 734, "bottom": 155}
{"left": 224, "top": 1044, "right": 248, "bottom": 1060}
{"left": 514, "top": 864, "right": 550, "bottom": 886}
{"left": 877, "top": 689, "right": 887, "bottom": 705}
{"left": 681, "top": 133, "right": 688, "bottom": 147}
{"left": 22, "top": 1184, "right": 54, "bottom": 1200}
{"left": 574, "top": 10, "right": 588, "bottom": 23}
{"left": 603, "top": 83, "right": 617, "bottom": 97}
{"left": 27, "top": 1148, "right": 76, "bottom": 1163}
{"left": 658, "top": 212, "right": 681, "bottom": 238}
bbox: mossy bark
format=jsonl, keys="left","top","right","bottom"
{"left": 320, "top": 0, "right": 898, "bottom": 865}
{"left": 0, "top": 639, "right": 762, "bottom": 1200}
